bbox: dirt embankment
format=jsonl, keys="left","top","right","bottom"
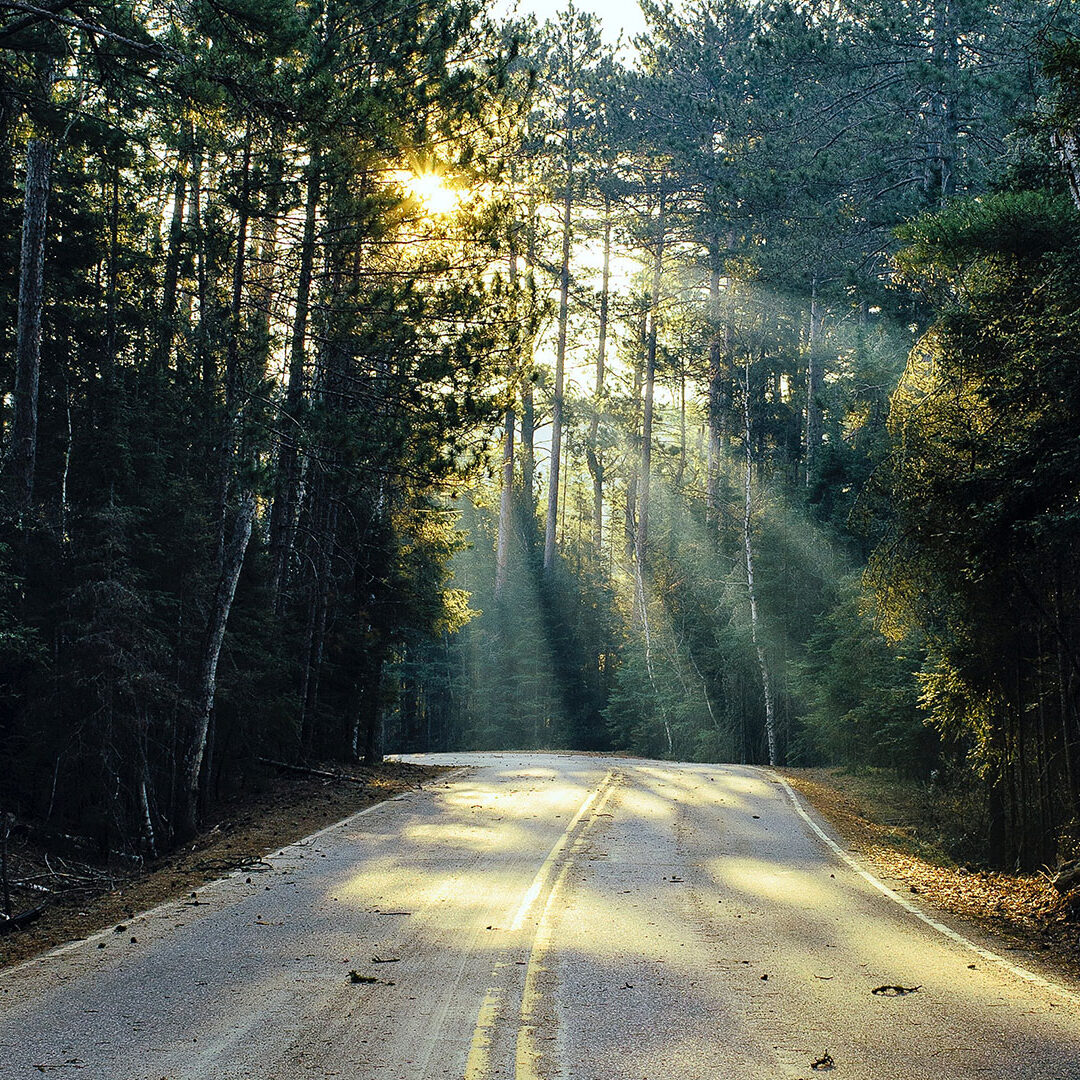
{"left": 1, "top": 760, "right": 445, "bottom": 971}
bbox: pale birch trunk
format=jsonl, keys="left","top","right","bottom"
{"left": 1051, "top": 131, "right": 1080, "bottom": 212}
{"left": 742, "top": 350, "right": 778, "bottom": 766}
{"left": 182, "top": 132, "right": 257, "bottom": 834}
{"left": 180, "top": 493, "right": 255, "bottom": 836}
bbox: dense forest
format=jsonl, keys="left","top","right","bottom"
{"left": 1, "top": 0, "right": 1079, "bottom": 874}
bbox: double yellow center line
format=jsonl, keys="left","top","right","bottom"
{"left": 464, "top": 770, "right": 621, "bottom": 1080}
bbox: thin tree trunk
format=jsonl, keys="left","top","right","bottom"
{"left": 495, "top": 405, "right": 514, "bottom": 598}
{"left": 676, "top": 372, "right": 686, "bottom": 487}
{"left": 180, "top": 493, "right": 255, "bottom": 837}
{"left": 625, "top": 319, "right": 645, "bottom": 558}
{"left": 105, "top": 159, "right": 120, "bottom": 372}
{"left": 544, "top": 181, "right": 573, "bottom": 574}
{"left": 927, "top": 0, "right": 957, "bottom": 203}
{"left": 269, "top": 165, "right": 321, "bottom": 613}
{"left": 297, "top": 474, "right": 339, "bottom": 754}
{"left": 706, "top": 239, "right": 723, "bottom": 520}
{"left": 156, "top": 124, "right": 192, "bottom": 375}
{"left": 544, "top": 76, "right": 575, "bottom": 576}
{"left": 1051, "top": 131, "right": 1080, "bottom": 211}
{"left": 8, "top": 137, "right": 53, "bottom": 512}
{"left": 585, "top": 196, "right": 611, "bottom": 556}
{"left": 635, "top": 188, "right": 665, "bottom": 586}
{"left": 804, "top": 276, "right": 824, "bottom": 487}
{"left": 742, "top": 349, "right": 778, "bottom": 766}
{"left": 495, "top": 245, "right": 520, "bottom": 598}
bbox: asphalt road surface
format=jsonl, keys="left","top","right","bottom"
{"left": 2, "top": 752, "right": 1079, "bottom": 1080}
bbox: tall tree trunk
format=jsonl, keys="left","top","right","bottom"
{"left": 804, "top": 276, "right": 824, "bottom": 488}
{"left": 585, "top": 196, "right": 611, "bottom": 556}
{"left": 298, "top": 479, "right": 338, "bottom": 754}
{"left": 543, "top": 75, "right": 575, "bottom": 576}
{"left": 635, "top": 188, "right": 665, "bottom": 588}
{"left": 7, "top": 137, "right": 53, "bottom": 513}
{"left": 706, "top": 238, "right": 723, "bottom": 521}
{"left": 543, "top": 177, "right": 573, "bottom": 575}
{"left": 495, "top": 405, "right": 515, "bottom": 598}
{"left": 1052, "top": 131, "right": 1080, "bottom": 211}
{"left": 495, "top": 246, "right": 520, "bottom": 598}
{"left": 180, "top": 493, "right": 255, "bottom": 837}
{"left": 181, "top": 130, "right": 255, "bottom": 836}
{"left": 742, "top": 348, "right": 778, "bottom": 766}
{"left": 625, "top": 318, "right": 645, "bottom": 559}
{"left": 156, "top": 123, "right": 193, "bottom": 375}
{"left": 269, "top": 165, "right": 321, "bottom": 613}
{"left": 519, "top": 194, "right": 539, "bottom": 536}
{"left": 635, "top": 195, "right": 671, "bottom": 761}
{"left": 927, "top": 0, "right": 957, "bottom": 203}
{"left": 676, "top": 372, "right": 686, "bottom": 488}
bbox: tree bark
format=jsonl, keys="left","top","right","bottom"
{"left": 495, "top": 405, "right": 514, "bottom": 598}
{"left": 1051, "top": 131, "right": 1080, "bottom": 212}
{"left": 543, "top": 74, "right": 575, "bottom": 576}
{"left": 544, "top": 180, "right": 573, "bottom": 575}
{"left": 635, "top": 187, "right": 665, "bottom": 584}
{"left": 269, "top": 165, "right": 321, "bottom": 613}
{"left": 180, "top": 493, "right": 255, "bottom": 837}
{"left": 8, "top": 137, "right": 53, "bottom": 513}
{"left": 585, "top": 195, "right": 611, "bottom": 556}
{"left": 706, "top": 238, "right": 723, "bottom": 520}
{"left": 156, "top": 124, "right": 193, "bottom": 375}
{"left": 742, "top": 349, "right": 778, "bottom": 766}
{"left": 804, "top": 276, "right": 824, "bottom": 487}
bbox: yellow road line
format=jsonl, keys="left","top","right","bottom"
{"left": 515, "top": 778, "right": 620, "bottom": 1080}
{"left": 510, "top": 773, "right": 615, "bottom": 932}
{"left": 462, "top": 771, "right": 620, "bottom": 1080}
{"left": 463, "top": 986, "right": 504, "bottom": 1080}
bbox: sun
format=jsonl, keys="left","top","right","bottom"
{"left": 407, "top": 170, "right": 459, "bottom": 216}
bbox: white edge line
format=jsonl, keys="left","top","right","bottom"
{"left": 0, "top": 765, "right": 471, "bottom": 982}
{"left": 769, "top": 769, "right": 1080, "bottom": 1008}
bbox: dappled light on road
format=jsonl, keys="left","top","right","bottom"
{"left": 2, "top": 753, "right": 1078, "bottom": 1080}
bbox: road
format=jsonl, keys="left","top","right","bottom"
{"left": 2, "top": 753, "right": 1079, "bottom": 1079}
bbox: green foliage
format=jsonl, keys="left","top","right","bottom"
{"left": 874, "top": 186, "right": 1080, "bottom": 865}
{"left": 789, "top": 575, "right": 929, "bottom": 771}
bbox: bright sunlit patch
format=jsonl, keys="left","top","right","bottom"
{"left": 407, "top": 170, "right": 459, "bottom": 215}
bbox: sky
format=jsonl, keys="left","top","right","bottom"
{"left": 492, "top": 0, "right": 648, "bottom": 46}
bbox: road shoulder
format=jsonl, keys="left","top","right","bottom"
{"left": 0, "top": 760, "right": 443, "bottom": 971}
{"left": 780, "top": 767, "right": 1080, "bottom": 985}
